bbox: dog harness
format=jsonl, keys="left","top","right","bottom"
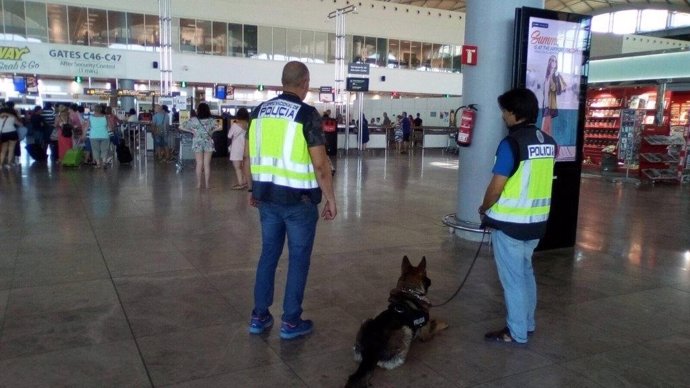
{"left": 387, "top": 298, "right": 429, "bottom": 331}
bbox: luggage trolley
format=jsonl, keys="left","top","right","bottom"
{"left": 175, "top": 130, "right": 194, "bottom": 173}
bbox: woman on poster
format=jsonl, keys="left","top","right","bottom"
{"left": 541, "top": 55, "right": 566, "bottom": 136}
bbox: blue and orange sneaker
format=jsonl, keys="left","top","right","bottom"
{"left": 248, "top": 312, "right": 273, "bottom": 334}
{"left": 279, "top": 319, "right": 313, "bottom": 340}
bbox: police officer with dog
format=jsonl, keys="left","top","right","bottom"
{"left": 245, "top": 61, "right": 337, "bottom": 340}
{"left": 478, "top": 88, "right": 557, "bottom": 344}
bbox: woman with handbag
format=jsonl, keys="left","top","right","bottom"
{"left": 181, "top": 103, "right": 221, "bottom": 189}
{"left": 85, "top": 104, "right": 111, "bottom": 169}
{"left": 227, "top": 107, "right": 249, "bottom": 189}
{"left": 55, "top": 106, "right": 73, "bottom": 162}
{"left": 541, "top": 55, "right": 566, "bottom": 136}
{"left": 0, "top": 107, "right": 20, "bottom": 168}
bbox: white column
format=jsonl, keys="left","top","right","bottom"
{"left": 454, "top": 0, "right": 543, "bottom": 241}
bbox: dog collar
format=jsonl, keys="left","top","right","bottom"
{"left": 392, "top": 287, "right": 431, "bottom": 307}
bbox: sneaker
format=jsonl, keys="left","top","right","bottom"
{"left": 248, "top": 313, "right": 273, "bottom": 334}
{"left": 280, "top": 319, "right": 313, "bottom": 340}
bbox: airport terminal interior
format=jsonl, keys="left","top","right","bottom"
{"left": 1, "top": 0, "right": 690, "bottom": 387}
{"left": 0, "top": 148, "right": 689, "bottom": 387}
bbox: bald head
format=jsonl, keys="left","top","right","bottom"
{"left": 282, "top": 61, "right": 309, "bottom": 88}
{"left": 281, "top": 61, "right": 310, "bottom": 100}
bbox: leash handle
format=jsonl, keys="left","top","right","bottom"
{"left": 431, "top": 228, "right": 489, "bottom": 307}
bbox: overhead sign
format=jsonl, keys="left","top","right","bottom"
{"left": 346, "top": 77, "right": 369, "bottom": 92}
{"left": 116, "top": 89, "right": 157, "bottom": 97}
{"left": 319, "top": 86, "right": 333, "bottom": 93}
{"left": 84, "top": 88, "right": 113, "bottom": 96}
{"left": 348, "top": 63, "right": 370, "bottom": 75}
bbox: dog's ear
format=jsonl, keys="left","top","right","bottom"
{"left": 419, "top": 256, "right": 427, "bottom": 271}
{"left": 402, "top": 255, "right": 412, "bottom": 272}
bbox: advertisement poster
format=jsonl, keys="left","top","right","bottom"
{"left": 525, "top": 16, "right": 589, "bottom": 162}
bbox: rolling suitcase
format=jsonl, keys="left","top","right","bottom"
{"left": 116, "top": 143, "right": 133, "bottom": 164}
{"left": 62, "top": 148, "right": 84, "bottom": 167}
{"left": 26, "top": 143, "right": 48, "bottom": 161}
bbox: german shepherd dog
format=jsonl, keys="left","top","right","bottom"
{"left": 345, "top": 256, "right": 448, "bottom": 388}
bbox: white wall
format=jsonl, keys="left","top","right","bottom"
{"left": 591, "top": 32, "right": 690, "bottom": 58}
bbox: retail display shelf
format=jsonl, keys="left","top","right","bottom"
{"left": 640, "top": 153, "right": 679, "bottom": 163}
{"left": 643, "top": 135, "right": 686, "bottom": 145}
{"left": 641, "top": 168, "right": 678, "bottom": 180}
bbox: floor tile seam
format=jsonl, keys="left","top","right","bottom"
{"left": 528, "top": 361, "right": 610, "bottom": 388}
{"left": 312, "top": 241, "right": 452, "bottom": 258}
{"left": 108, "top": 267, "right": 208, "bottom": 280}
{"left": 399, "top": 356, "right": 471, "bottom": 387}
{"left": 159, "top": 242, "right": 243, "bottom": 318}
{"left": 557, "top": 339, "right": 651, "bottom": 369}
{"left": 10, "top": 274, "right": 113, "bottom": 291}
{"left": 160, "top": 359, "right": 302, "bottom": 388}
{"left": 0, "top": 331, "right": 137, "bottom": 364}
{"left": 281, "top": 347, "right": 350, "bottom": 387}
{"left": 83, "top": 208, "right": 156, "bottom": 388}
{"left": 0, "top": 243, "right": 20, "bottom": 341}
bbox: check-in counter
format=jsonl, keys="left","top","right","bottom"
{"left": 421, "top": 127, "right": 455, "bottom": 148}
{"left": 336, "top": 125, "right": 388, "bottom": 149}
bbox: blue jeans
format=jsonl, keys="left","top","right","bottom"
{"left": 253, "top": 200, "right": 319, "bottom": 324}
{"left": 491, "top": 229, "right": 539, "bottom": 343}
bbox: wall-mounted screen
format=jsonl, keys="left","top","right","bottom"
{"left": 514, "top": 7, "right": 592, "bottom": 163}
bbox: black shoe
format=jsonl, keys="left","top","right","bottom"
{"left": 484, "top": 327, "right": 517, "bottom": 343}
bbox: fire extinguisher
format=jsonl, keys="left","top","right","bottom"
{"left": 456, "top": 104, "right": 478, "bottom": 146}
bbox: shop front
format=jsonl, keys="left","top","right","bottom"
{"left": 586, "top": 50, "right": 690, "bottom": 183}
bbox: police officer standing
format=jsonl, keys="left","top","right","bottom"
{"left": 478, "top": 88, "right": 556, "bottom": 344}
{"left": 245, "top": 61, "right": 337, "bottom": 340}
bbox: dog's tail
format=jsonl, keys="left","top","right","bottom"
{"left": 345, "top": 351, "right": 378, "bottom": 388}
{"left": 346, "top": 320, "right": 382, "bottom": 388}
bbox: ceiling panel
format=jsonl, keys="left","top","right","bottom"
{"left": 378, "top": 0, "right": 690, "bottom": 14}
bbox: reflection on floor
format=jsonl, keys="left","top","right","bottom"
{"left": 0, "top": 149, "right": 688, "bottom": 387}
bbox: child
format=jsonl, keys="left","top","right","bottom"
{"left": 394, "top": 115, "right": 403, "bottom": 154}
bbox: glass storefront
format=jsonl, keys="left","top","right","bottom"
{"left": 0, "top": 0, "right": 461, "bottom": 73}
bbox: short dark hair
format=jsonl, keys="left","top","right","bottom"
{"left": 235, "top": 107, "right": 249, "bottom": 121}
{"left": 497, "top": 88, "right": 539, "bottom": 124}
{"left": 197, "top": 103, "right": 211, "bottom": 119}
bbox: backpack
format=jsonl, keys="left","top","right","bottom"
{"left": 62, "top": 123, "right": 73, "bottom": 137}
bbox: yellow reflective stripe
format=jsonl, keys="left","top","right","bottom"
{"left": 494, "top": 197, "right": 551, "bottom": 208}
{"left": 250, "top": 156, "right": 315, "bottom": 175}
{"left": 252, "top": 170, "right": 318, "bottom": 189}
{"left": 486, "top": 210, "right": 550, "bottom": 223}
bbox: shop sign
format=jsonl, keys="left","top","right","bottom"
{"left": 461, "top": 45, "right": 478, "bottom": 66}
{"left": 84, "top": 88, "right": 113, "bottom": 96}
{"left": 116, "top": 89, "right": 157, "bottom": 97}
{"left": 0, "top": 43, "right": 128, "bottom": 78}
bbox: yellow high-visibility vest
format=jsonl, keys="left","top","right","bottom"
{"left": 486, "top": 128, "right": 556, "bottom": 224}
{"left": 248, "top": 99, "right": 318, "bottom": 189}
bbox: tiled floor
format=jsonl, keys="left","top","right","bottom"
{"left": 0, "top": 148, "right": 688, "bottom": 387}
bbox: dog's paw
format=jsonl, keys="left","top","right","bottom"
{"left": 434, "top": 320, "right": 449, "bottom": 332}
